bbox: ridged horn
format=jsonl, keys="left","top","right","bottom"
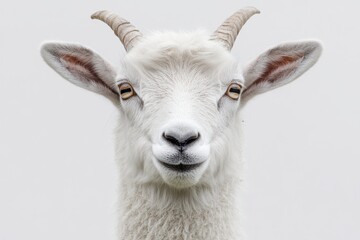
{"left": 91, "top": 10, "right": 143, "bottom": 51}
{"left": 211, "top": 7, "right": 260, "bottom": 50}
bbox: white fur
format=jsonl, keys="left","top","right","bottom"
{"left": 41, "top": 27, "right": 321, "bottom": 239}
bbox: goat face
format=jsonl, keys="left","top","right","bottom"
{"left": 41, "top": 8, "right": 322, "bottom": 189}
{"left": 118, "top": 33, "right": 241, "bottom": 188}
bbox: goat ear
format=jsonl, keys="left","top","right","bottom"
{"left": 41, "top": 42, "right": 119, "bottom": 104}
{"left": 241, "top": 41, "right": 322, "bottom": 103}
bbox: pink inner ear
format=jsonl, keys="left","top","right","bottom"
{"left": 58, "top": 53, "right": 118, "bottom": 95}
{"left": 60, "top": 54, "right": 95, "bottom": 80}
{"left": 62, "top": 55, "right": 83, "bottom": 66}
{"left": 255, "top": 53, "right": 304, "bottom": 85}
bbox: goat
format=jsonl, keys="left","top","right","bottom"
{"left": 41, "top": 7, "right": 322, "bottom": 240}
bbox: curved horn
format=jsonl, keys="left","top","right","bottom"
{"left": 91, "top": 10, "right": 143, "bottom": 51}
{"left": 211, "top": 7, "right": 260, "bottom": 50}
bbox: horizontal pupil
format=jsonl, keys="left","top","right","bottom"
{"left": 120, "top": 88, "right": 132, "bottom": 94}
{"left": 229, "top": 88, "right": 241, "bottom": 94}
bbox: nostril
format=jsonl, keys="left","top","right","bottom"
{"left": 183, "top": 133, "right": 200, "bottom": 146}
{"left": 162, "top": 131, "right": 200, "bottom": 149}
{"left": 163, "top": 133, "right": 181, "bottom": 146}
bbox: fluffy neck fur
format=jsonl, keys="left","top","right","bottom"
{"left": 118, "top": 178, "right": 243, "bottom": 240}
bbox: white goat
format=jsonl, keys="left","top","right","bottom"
{"left": 41, "top": 7, "right": 321, "bottom": 240}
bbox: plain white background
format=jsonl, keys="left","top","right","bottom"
{"left": 1, "top": 0, "right": 359, "bottom": 239}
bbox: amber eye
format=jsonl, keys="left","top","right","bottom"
{"left": 226, "top": 83, "right": 242, "bottom": 100}
{"left": 118, "top": 83, "right": 135, "bottom": 100}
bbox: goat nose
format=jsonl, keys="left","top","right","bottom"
{"left": 163, "top": 128, "right": 200, "bottom": 151}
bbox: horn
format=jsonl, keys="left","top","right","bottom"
{"left": 91, "top": 10, "right": 143, "bottom": 51}
{"left": 211, "top": 7, "right": 260, "bottom": 50}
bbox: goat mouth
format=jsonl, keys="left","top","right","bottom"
{"left": 159, "top": 161, "right": 203, "bottom": 172}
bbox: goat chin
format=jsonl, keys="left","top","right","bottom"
{"left": 113, "top": 113, "right": 245, "bottom": 239}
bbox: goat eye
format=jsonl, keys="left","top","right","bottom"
{"left": 118, "top": 83, "right": 135, "bottom": 100}
{"left": 226, "top": 83, "right": 242, "bottom": 100}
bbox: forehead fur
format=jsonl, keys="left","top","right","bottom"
{"left": 124, "top": 31, "right": 237, "bottom": 76}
